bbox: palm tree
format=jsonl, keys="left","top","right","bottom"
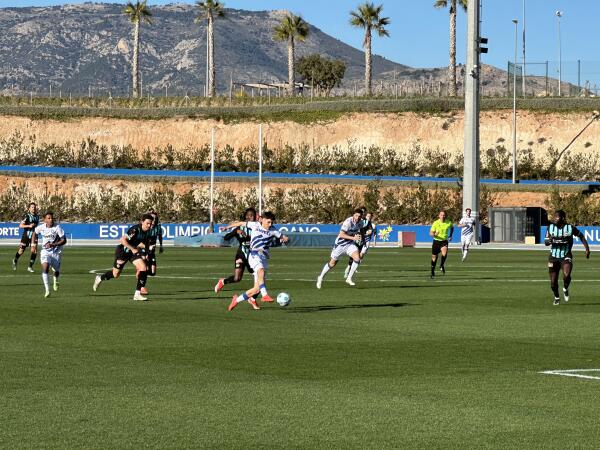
{"left": 123, "top": 1, "right": 152, "bottom": 99}
{"left": 196, "top": 0, "right": 225, "bottom": 98}
{"left": 273, "top": 13, "right": 310, "bottom": 95}
{"left": 349, "top": 2, "right": 390, "bottom": 97}
{"left": 434, "top": 0, "right": 467, "bottom": 97}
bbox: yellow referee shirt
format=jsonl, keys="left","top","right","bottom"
{"left": 431, "top": 219, "right": 453, "bottom": 241}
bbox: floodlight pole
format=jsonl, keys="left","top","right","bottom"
{"left": 512, "top": 19, "right": 518, "bottom": 184}
{"left": 463, "top": 0, "right": 481, "bottom": 241}
{"left": 556, "top": 11, "right": 563, "bottom": 97}
{"left": 209, "top": 128, "right": 215, "bottom": 233}
{"left": 258, "top": 124, "right": 263, "bottom": 216}
{"left": 522, "top": 0, "right": 526, "bottom": 97}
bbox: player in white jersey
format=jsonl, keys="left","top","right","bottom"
{"left": 317, "top": 208, "right": 363, "bottom": 288}
{"left": 458, "top": 208, "right": 476, "bottom": 261}
{"left": 344, "top": 211, "right": 375, "bottom": 278}
{"left": 31, "top": 212, "right": 67, "bottom": 298}
{"left": 221, "top": 211, "right": 289, "bottom": 311}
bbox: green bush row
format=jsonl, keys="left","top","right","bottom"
{"left": 2, "top": 133, "right": 598, "bottom": 180}
{"left": 0, "top": 97, "right": 599, "bottom": 123}
{"left": 0, "top": 181, "right": 497, "bottom": 225}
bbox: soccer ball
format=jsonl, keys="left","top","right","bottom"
{"left": 277, "top": 292, "right": 291, "bottom": 307}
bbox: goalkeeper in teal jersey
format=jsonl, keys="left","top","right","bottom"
{"left": 545, "top": 210, "right": 590, "bottom": 306}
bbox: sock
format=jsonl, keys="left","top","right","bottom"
{"left": 440, "top": 254, "right": 447, "bottom": 268}
{"left": 237, "top": 293, "right": 249, "bottom": 303}
{"left": 42, "top": 272, "right": 49, "bottom": 291}
{"left": 347, "top": 261, "right": 360, "bottom": 279}
{"left": 431, "top": 260, "right": 436, "bottom": 274}
{"left": 320, "top": 263, "right": 332, "bottom": 278}
{"left": 551, "top": 285, "right": 560, "bottom": 298}
{"left": 54, "top": 274, "right": 59, "bottom": 283}
{"left": 348, "top": 259, "right": 353, "bottom": 268}
{"left": 101, "top": 271, "right": 114, "bottom": 281}
{"left": 14, "top": 252, "right": 22, "bottom": 262}
{"left": 564, "top": 276, "right": 571, "bottom": 291}
{"left": 260, "top": 284, "right": 268, "bottom": 297}
{"left": 224, "top": 275, "right": 236, "bottom": 284}
{"left": 136, "top": 271, "right": 148, "bottom": 291}
{"left": 29, "top": 253, "right": 37, "bottom": 268}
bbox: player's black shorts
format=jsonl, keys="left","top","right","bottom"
{"left": 234, "top": 249, "right": 253, "bottom": 274}
{"left": 19, "top": 232, "right": 33, "bottom": 248}
{"left": 113, "top": 246, "right": 143, "bottom": 270}
{"left": 432, "top": 239, "right": 449, "bottom": 256}
{"left": 548, "top": 254, "right": 573, "bottom": 271}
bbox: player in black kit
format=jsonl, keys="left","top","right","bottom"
{"left": 12, "top": 202, "right": 40, "bottom": 272}
{"left": 214, "top": 207, "right": 256, "bottom": 293}
{"left": 92, "top": 214, "right": 154, "bottom": 301}
{"left": 139, "top": 208, "right": 164, "bottom": 295}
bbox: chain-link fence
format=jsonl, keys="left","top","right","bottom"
{"left": 509, "top": 60, "right": 600, "bottom": 97}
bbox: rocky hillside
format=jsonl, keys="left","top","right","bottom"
{"left": 0, "top": 2, "right": 553, "bottom": 96}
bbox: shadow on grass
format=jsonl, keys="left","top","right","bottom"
{"left": 286, "top": 302, "right": 417, "bottom": 313}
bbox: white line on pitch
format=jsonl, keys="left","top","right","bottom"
{"left": 540, "top": 369, "right": 600, "bottom": 380}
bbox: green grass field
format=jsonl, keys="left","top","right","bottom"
{"left": 2, "top": 246, "right": 600, "bottom": 449}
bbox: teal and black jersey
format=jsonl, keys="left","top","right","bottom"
{"left": 360, "top": 219, "right": 375, "bottom": 243}
{"left": 117, "top": 224, "right": 150, "bottom": 254}
{"left": 546, "top": 223, "right": 583, "bottom": 259}
{"left": 224, "top": 224, "right": 251, "bottom": 258}
{"left": 148, "top": 220, "right": 163, "bottom": 246}
{"left": 21, "top": 212, "right": 40, "bottom": 238}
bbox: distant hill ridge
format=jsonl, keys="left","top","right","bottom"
{"left": 0, "top": 2, "right": 540, "bottom": 96}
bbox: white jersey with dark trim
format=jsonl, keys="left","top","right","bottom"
{"left": 247, "top": 221, "right": 282, "bottom": 257}
{"left": 34, "top": 223, "right": 65, "bottom": 254}
{"left": 334, "top": 217, "right": 362, "bottom": 247}
{"left": 459, "top": 216, "right": 476, "bottom": 237}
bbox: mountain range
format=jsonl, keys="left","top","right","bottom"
{"left": 0, "top": 3, "right": 546, "bottom": 97}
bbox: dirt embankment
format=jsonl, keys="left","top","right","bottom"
{"left": 0, "top": 111, "right": 598, "bottom": 158}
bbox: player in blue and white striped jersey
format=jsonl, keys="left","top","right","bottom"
{"left": 317, "top": 208, "right": 363, "bottom": 288}
{"left": 221, "top": 211, "right": 289, "bottom": 311}
{"left": 344, "top": 211, "right": 375, "bottom": 278}
{"left": 545, "top": 210, "right": 590, "bottom": 305}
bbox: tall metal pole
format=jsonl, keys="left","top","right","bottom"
{"left": 522, "top": 0, "right": 526, "bottom": 97}
{"left": 556, "top": 11, "right": 563, "bottom": 97}
{"left": 463, "top": 0, "right": 481, "bottom": 241}
{"left": 205, "top": 26, "right": 209, "bottom": 98}
{"left": 512, "top": 19, "right": 518, "bottom": 184}
{"left": 258, "top": 124, "right": 263, "bottom": 216}
{"left": 209, "top": 128, "right": 215, "bottom": 232}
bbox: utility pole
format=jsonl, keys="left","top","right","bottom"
{"left": 556, "top": 10, "right": 563, "bottom": 97}
{"left": 522, "top": 0, "right": 526, "bottom": 97}
{"left": 512, "top": 19, "right": 518, "bottom": 184}
{"left": 463, "top": 0, "right": 482, "bottom": 241}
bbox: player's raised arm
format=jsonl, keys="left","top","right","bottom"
{"left": 220, "top": 221, "right": 246, "bottom": 232}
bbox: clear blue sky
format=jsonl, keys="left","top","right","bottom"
{"left": 2, "top": 0, "right": 598, "bottom": 83}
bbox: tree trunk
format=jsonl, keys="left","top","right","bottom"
{"left": 448, "top": 0, "right": 457, "bottom": 97}
{"left": 208, "top": 12, "right": 216, "bottom": 98}
{"left": 364, "top": 28, "right": 372, "bottom": 96}
{"left": 288, "top": 36, "right": 295, "bottom": 96}
{"left": 132, "top": 20, "right": 140, "bottom": 98}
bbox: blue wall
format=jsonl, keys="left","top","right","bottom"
{"left": 0, "top": 222, "right": 448, "bottom": 244}
{"left": 540, "top": 226, "right": 600, "bottom": 245}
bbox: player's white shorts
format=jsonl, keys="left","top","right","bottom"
{"left": 40, "top": 250, "right": 61, "bottom": 271}
{"left": 249, "top": 252, "right": 268, "bottom": 272}
{"left": 461, "top": 234, "right": 474, "bottom": 247}
{"left": 331, "top": 243, "right": 359, "bottom": 261}
{"left": 360, "top": 241, "right": 371, "bottom": 257}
